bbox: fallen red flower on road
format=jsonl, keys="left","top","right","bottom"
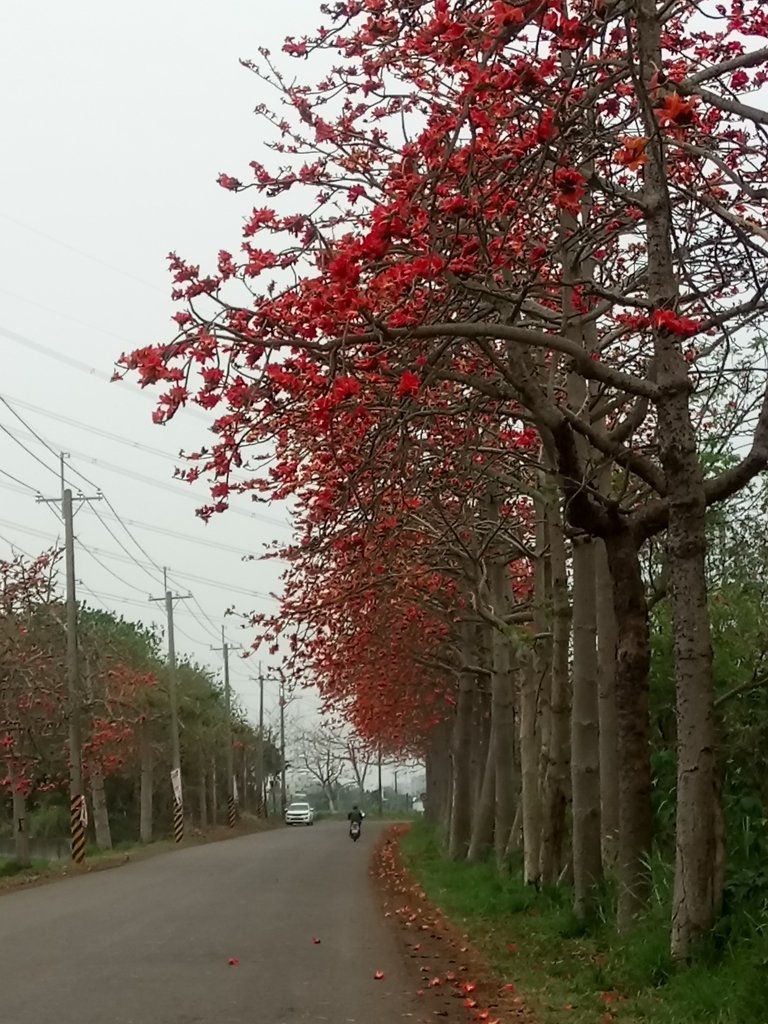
{"left": 374, "top": 970, "right": 385, "bottom": 980}
{"left": 228, "top": 958, "right": 240, "bottom": 967}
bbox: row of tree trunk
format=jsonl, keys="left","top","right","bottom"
{"left": 6, "top": 724, "right": 268, "bottom": 864}
{"left": 424, "top": 486, "right": 723, "bottom": 960}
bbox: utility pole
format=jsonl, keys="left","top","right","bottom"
{"left": 212, "top": 627, "right": 240, "bottom": 828}
{"left": 150, "top": 569, "right": 190, "bottom": 843}
{"left": 38, "top": 453, "right": 101, "bottom": 864}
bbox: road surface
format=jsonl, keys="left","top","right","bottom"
{"left": 0, "top": 822, "right": 417, "bottom": 1024}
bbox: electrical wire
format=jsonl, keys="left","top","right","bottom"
{"left": 1, "top": 417, "right": 289, "bottom": 529}
{"left": 0, "top": 480, "right": 284, "bottom": 562}
{"left": 0, "top": 212, "right": 167, "bottom": 294}
{"left": 0, "top": 467, "right": 40, "bottom": 494}
{"left": 0, "top": 421, "right": 62, "bottom": 480}
{"left": 0, "top": 393, "right": 283, "bottom": 668}
{"left": 0, "top": 392, "right": 178, "bottom": 463}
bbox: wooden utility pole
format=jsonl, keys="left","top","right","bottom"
{"left": 150, "top": 569, "right": 190, "bottom": 843}
{"left": 38, "top": 453, "right": 101, "bottom": 863}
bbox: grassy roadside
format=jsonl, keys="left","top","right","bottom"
{"left": 401, "top": 824, "right": 768, "bottom": 1024}
{"left": 0, "top": 815, "right": 276, "bottom": 895}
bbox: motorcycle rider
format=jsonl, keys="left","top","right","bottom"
{"left": 348, "top": 805, "right": 364, "bottom": 833}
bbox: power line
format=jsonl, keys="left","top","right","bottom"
{"left": 0, "top": 516, "right": 279, "bottom": 605}
{"left": 1, "top": 416, "right": 289, "bottom": 530}
{"left": 0, "top": 324, "right": 117, "bottom": 382}
{"left": 0, "top": 421, "right": 62, "bottom": 479}
{"left": 0, "top": 531, "right": 33, "bottom": 558}
{"left": 86, "top": 509, "right": 258, "bottom": 556}
{"left": 0, "top": 467, "right": 40, "bottom": 494}
{"left": 0, "top": 479, "right": 284, "bottom": 561}
{"left": 0, "top": 323, "right": 207, "bottom": 425}
{"left": 0, "top": 395, "right": 283, "bottom": 645}
{"left": 0, "top": 392, "right": 179, "bottom": 463}
{"left": 0, "top": 212, "right": 167, "bottom": 294}
{"left": 0, "top": 287, "right": 136, "bottom": 346}
{"left": 89, "top": 504, "right": 164, "bottom": 589}
{"left": 0, "top": 397, "right": 282, "bottom": 581}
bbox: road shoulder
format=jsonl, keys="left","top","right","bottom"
{"left": 372, "top": 824, "right": 534, "bottom": 1024}
{"left": 0, "top": 816, "right": 276, "bottom": 898}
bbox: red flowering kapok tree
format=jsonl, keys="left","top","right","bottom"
{"left": 122, "top": 0, "right": 768, "bottom": 957}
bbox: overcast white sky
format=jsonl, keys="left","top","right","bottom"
{"left": 0, "top": 0, "right": 329, "bottom": 732}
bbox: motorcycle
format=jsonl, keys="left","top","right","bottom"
{"left": 349, "top": 819, "right": 361, "bottom": 842}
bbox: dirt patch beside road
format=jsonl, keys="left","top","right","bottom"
{"left": 0, "top": 815, "right": 276, "bottom": 898}
{"left": 372, "top": 824, "right": 535, "bottom": 1024}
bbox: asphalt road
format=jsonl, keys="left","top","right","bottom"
{"left": 0, "top": 822, "right": 418, "bottom": 1024}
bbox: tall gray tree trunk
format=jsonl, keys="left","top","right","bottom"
{"left": 596, "top": 541, "right": 619, "bottom": 870}
{"left": 636, "top": 1, "right": 721, "bottom": 957}
{"left": 521, "top": 651, "right": 543, "bottom": 885}
{"left": 240, "top": 748, "right": 248, "bottom": 813}
{"left": 468, "top": 685, "right": 482, "bottom": 810}
{"left": 449, "top": 630, "right": 476, "bottom": 860}
{"left": 199, "top": 753, "right": 208, "bottom": 830}
{"left": 90, "top": 762, "right": 113, "bottom": 851}
{"left": 539, "top": 490, "right": 571, "bottom": 885}
{"left": 425, "top": 718, "right": 453, "bottom": 841}
{"left": 571, "top": 537, "right": 603, "bottom": 918}
{"left": 467, "top": 718, "right": 496, "bottom": 862}
{"left": 472, "top": 685, "right": 491, "bottom": 807}
{"left": 506, "top": 800, "right": 524, "bottom": 856}
{"left": 605, "top": 526, "right": 652, "bottom": 930}
{"left": 80, "top": 660, "right": 112, "bottom": 850}
{"left": 7, "top": 759, "right": 31, "bottom": 867}
{"left": 493, "top": 614, "right": 518, "bottom": 872}
{"left": 523, "top": 511, "right": 549, "bottom": 886}
{"left": 211, "top": 759, "right": 218, "bottom": 827}
{"left": 139, "top": 720, "right": 153, "bottom": 844}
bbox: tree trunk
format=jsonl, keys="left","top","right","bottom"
{"left": 467, "top": 718, "right": 496, "bottom": 862}
{"left": 472, "top": 685, "right": 491, "bottom": 807}
{"left": 468, "top": 686, "right": 481, "bottom": 809}
{"left": 199, "top": 754, "right": 208, "bottom": 830}
{"left": 506, "top": 800, "right": 523, "bottom": 856}
{"left": 605, "top": 525, "right": 652, "bottom": 930}
{"left": 635, "top": 0, "right": 721, "bottom": 958}
{"left": 425, "top": 717, "right": 453, "bottom": 840}
{"left": 449, "top": 633, "right": 476, "bottom": 860}
{"left": 534, "top": 500, "right": 553, "bottom": 887}
{"left": 539, "top": 490, "right": 571, "bottom": 885}
{"left": 7, "top": 759, "right": 30, "bottom": 868}
{"left": 520, "top": 650, "right": 542, "bottom": 886}
{"left": 571, "top": 537, "right": 603, "bottom": 918}
{"left": 90, "top": 762, "right": 113, "bottom": 851}
{"left": 490, "top": 567, "right": 518, "bottom": 873}
{"left": 241, "top": 747, "right": 248, "bottom": 813}
{"left": 596, "top": 540, "right": 620, "bottom": 870}
{"left": 139, "top": 720, "right": 153, "bottom": 844}
{"left": 523, "top": 510, "right": 549, "bottom": 886}
{"left": 211, "top": 759, "right": 218, "bottom": 826}
{"left": 669, "top": 506, "right": 718, "bottom": 958}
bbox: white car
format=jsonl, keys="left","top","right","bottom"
{"left": 285, "top": 802, "right": 315, "bottom": 826}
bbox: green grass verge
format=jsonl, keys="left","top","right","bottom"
{"left": 401, "top": 824, "right": 768, "bottom": 1024}
{"left": 0, "top": 815, "right": 277, "bottom": 892}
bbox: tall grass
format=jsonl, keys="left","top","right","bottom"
{"left": 401, "top": 824, "right": 768, "bottom": 1024}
